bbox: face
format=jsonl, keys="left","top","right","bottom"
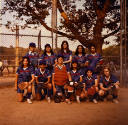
{"left": 29, "top": 46, "right": 36, "bottom": 52}
{"left": 40, "top": 64, "right": 46, "bottom": 70}
{"left": 46, "top": 46, "right": 51, "bottom": 53}
{"left": 90, "top": 46, "right": 96, "bottom": 53}
{"left": 72, "top": 63, "right": 77, "bottom": 68}
{"left": 104, "top": 68, "right": 110, "bottom": 77}
{"left": 58, "top": 57, "right": 63, "bottom": 64}
{"left": 23, "top": 58, "right": 28, "bottom": 67}
{"left": 63, "top": 42, "right": 68, "bottom": 49}
{"left": 87, "top": 70, "right": 92, "bottom": 77}
{"left": 78, "top": 46, "right": 83, "bottom": 53}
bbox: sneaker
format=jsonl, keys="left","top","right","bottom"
{"left": 113, "top": 99, "right": 119, "bottom": 104}
{"left": 47, "top": 97, "right": 51, "bottom": 103}
{"left": 93, "top": 99, "right": 98, "bottom": 104}
{"left": 76, "top": 96, "right": 81, "bottom": 104}
{"left": 30, "top": 94, "right": 33, "bottom": 100}
{"left": 27, "top": 99, "right": 32, "bottom": 104}
{"left": 65, "top": 99, "right": 71, "bottom": 104}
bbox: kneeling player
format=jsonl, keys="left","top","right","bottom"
{"left": 99, "top": 66, "right": 120, "bottom": 103}
{"left": 15, "top": 56, "right": 35, "bottom": 104}
{"left": 68, "top": 60, "right": 83, "bottom": 103}
{"left": 81, "top": 68, "right": 99, "bottom": 104}
{"left": 52, "top": 55, "right": 71, "bottom": 104}
{"left": 35, "top": 60, "right": 52, "bottom": 103}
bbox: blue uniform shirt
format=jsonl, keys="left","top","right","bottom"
{"left": 35, "top": 68, "right": 51, "bottom": 83}
{"left": 83, "top": 75, "right": 97, "bottom": 89}
{"left": 69, "top": 70, "right": 83, "bottom": 82}
{"left": 40, "top": 53, "right": 57, "bottom": 66}
{"left": 25, "top": 51, "right": 39, "bottom": 66}
{"left": 16, "top": 66, "right": 34, "bottom": 84}
{"left": 86, "top": 53, "right": 102, "bottom": 72}
{"left": 58, "top": 50, "right": 72, "bottom": 70}
{"left": 99, "top": 75, "right": 118, "bottom": 88}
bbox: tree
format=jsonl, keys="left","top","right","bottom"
{"left": 1, "top": 0, "right": 120, "bottom": 53}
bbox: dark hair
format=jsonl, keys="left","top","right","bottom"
{"left": 70, "top": 61, "right": 79, "bottom": 70}
{"left": 29, "top": 42, "right": 36, "bottom": 48}
{"left": 43, "top": 44, "right": 54, "bottom": 55}
{"left": 61, "top": 41, "right": 70, "bottom": 53}
{"left": 86, "top": 68, "right": 93, "bottom": 73}
{"left": 57, "top": 55, "right": 64, "bottom": 60}
{"left": 89, "top": 44, "right": 96, "bottom": 51}
{"left": 75, "top": 45, "right": 85, "bottom": 56}
{"left": 20, "top": 56, "right": 30, "bottom": 68}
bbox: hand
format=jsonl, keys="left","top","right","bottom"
{"left": 95, "top": 87, "right": 99, "bottom": 92}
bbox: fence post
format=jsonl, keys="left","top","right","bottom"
{"left": 15, "top": 25, "right": 19, "bottom": 71}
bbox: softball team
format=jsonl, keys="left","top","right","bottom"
{"left": 15, "top": 41, "right": 120, "bottom": 104}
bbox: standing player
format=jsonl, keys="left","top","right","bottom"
{"left": 82, "top": 68, "right": 99, "bottom": 104}
{"left": 58, "top": 41, "right": 72, "bottom": 71}
{"left": 52, "top": 55, "right": 71, "bottom": 104}
{"left": 99, "top": 66, "right": 120, "bottom": 103}
{"left": 86, "top": 45, "right": 103, "bottom": 75}
{"left": 73, "top": 45, "right": 87, "bottom": 75}
{"left": 35, "top": 60, "right": 52, "bottom": 103}
{"left": 25, "top": 42, "right": 39, "bottom": 70}
{"left": 40, "top": 44, "right": 57, "bottom": 72}
{"left": 68, "top": 60, "right": 83, "bottom": 103}
{"left": 15, "top": 56, "right": 35, "bottom": 104}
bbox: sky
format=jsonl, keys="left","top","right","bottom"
{"left": 0, "top": 0, "right": 117, "bottom": 51}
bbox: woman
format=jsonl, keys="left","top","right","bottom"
{"left": 40, "top": 44, "right": 57, "bottom": 72}
{"left": 58, "top": 41, "right": 72, "bottom": 71}
{"left": 86, "top": 45, "right": 103, "bottom": 75}
{"left": 73, "top": 45, "right": 87, "bottom": 75}
{"left": 15, "top": 56, "right": 35, "bottom": 104}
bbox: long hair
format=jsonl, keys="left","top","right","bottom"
{"left": 61, "top": 41, "right": 70, "bottom": 53}
{"left": 43, "top": 44, "right": 54, "bottom": 55}
{"left": 75, "top": 45, "right": 85, "bottom": 56}
{"left": 20, "top": 56, "right": 30, "bottom": 68}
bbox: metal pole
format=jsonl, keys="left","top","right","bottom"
{"left": 52, "top": 0, "right": 57, "bottom": 51}
{"left": 124, "top": 0, "right": 127, "bottom": 87}
{"left": 15, "top": 25, "right": 19, "bottom": 71}
{"left": 120, "top": 0, "right": 123, "bottom": 86}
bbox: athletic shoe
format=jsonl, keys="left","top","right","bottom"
{"left": 76, "top": 96, "right": 81, "bottom": 104}
{"left": 65, "top": 99, "right": 71, "bottom": 104}
{"left": 113, "top": 99, "right": 119, "bottom": 104}
{"left": 47, "top": 97, "right": 51, "bottom": 103}
{"left": 93, "top": 99, "right": 98, "bottom": 104}
{"left": 27, "top": 99, "right": 32, "bottom": 104}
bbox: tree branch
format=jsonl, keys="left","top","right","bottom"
{"left": 25, "top": 0, "right": 76, "bottom": 39}
{"left": 102, "top": 27, "right": 120, "bottom": 40}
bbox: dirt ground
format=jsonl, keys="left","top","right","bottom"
{"left": 0, "top": 77, "right": 128, "bottom": 125}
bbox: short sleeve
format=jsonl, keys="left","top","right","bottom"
{"left": 16, "top": 67, "right": 21, "bottom": 74}
{"left": 111, "top": 75, "right": 118, "bottom": 83}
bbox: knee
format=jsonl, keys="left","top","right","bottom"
{"left": 99, "top": 90, "right": 104, "bottom": 96}
{"left": 47, "top": 83, "right": 52, "bottom": 90}
{"left": 27, "top": 85, "right": 32, "bottom": 93}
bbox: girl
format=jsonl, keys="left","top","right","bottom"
{"left": 35, "top": 60, "right": 52, "bottom": 103}
{"left": 40, "top": 44, "right": 57, "bottom": 72}
{"left": 15, "top": 56, "right": 35, "bottom": 104}
{"left": 68, "top": 60, "right": 83, "bottom": 103}
{"left": 58, "top": 41, "right": 72, "bottom": 71}
{"left": 99, "top": 66, "right": 120, "bottom": 103}
{"left": 73, "top": 45, "right": 87, "bottom": 75}
{"left": 82, "top": 68, "right": 99, "bottom": 104}
{"left": 86, "top": 45, "right": 103, "bottom": 75}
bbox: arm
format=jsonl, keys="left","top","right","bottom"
{"left": 15, "top": 74, "right": 18, "bottom": 90}
{"left": 63, "top": 55, "right": 72, "bottom": 64}
{"left": 67, "top": 72, "right": 72, "bottom": 81}
{"left": 80, "top": 76, "right": 83, "bottom": 82}
{"left": 52, "top": 73, "right": 56, "bottom": 94}
{"left": 29, "top": 74, "right": 35, "bottom": 85}
{"left": 100, "top": 84, "right": 109, "bottom": 91}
